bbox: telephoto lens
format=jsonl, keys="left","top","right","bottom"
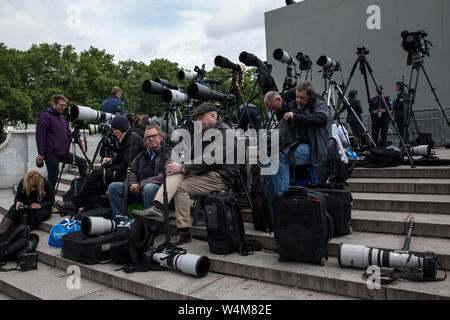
{"left": 142, "top": 80, "right": 166, "bottom": 95}
{"left": 273, "top": 48, "right": 294, "bottom": 65}
{"left": 317, "top": 56, "right": 340, "bottom": 71}
{"left": 338, "top": 244, "right": 423, "bottom": 270}
{"left": 151, "top": 250, "right": 210, "bottom": 278}
{"left": 162, "top": 89, "right": 190, "bottom": 104}
{"left": 178, "top": 70, "right": 196, "bottom": 82}
{"left": 70, "top": 106, "right": 115, "bottom": 122}
{"left": 82, "top": 217, "right": 117, "bottom": 237}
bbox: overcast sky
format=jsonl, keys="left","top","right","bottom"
{"left": 0, "top": 0, "right": 291, "bottom": 70}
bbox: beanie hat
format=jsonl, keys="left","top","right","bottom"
{"left": 111, "top": 116, "right": 130, "bottom": 132}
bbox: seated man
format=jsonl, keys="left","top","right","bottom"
{"left": 133, "top": 104, "right": 239, "bottom": 246}
{"left": 108, "top": 125, "right": 171, "bottom": 221}
{"left": 56, "top": 116, "right": 145, "bottom": 212}
{"left": 272, "top": 81, "right": 332, "bottom": 196}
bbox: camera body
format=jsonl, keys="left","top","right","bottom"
{"left": 18, "top": 252, "right": 39, "bottom": 272}
{"left": 401, "top": 30, "right": 431, "bottom": 57}
{"left": 296, "top": 52, "right": 312, "bottom": 71}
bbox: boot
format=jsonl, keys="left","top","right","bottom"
{"left": 0, "top": 216, "right": 13, "bottom": 234}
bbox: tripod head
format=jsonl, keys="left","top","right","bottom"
{"left": 356, "top": 47, "right": 370, "bottom": 57}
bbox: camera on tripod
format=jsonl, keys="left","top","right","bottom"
{"left": 317, "top": 55, "right": 341, "bottom": 72}
{"left": 296, "top": 52, "right": 312, "bottom": 71}
{"left": 356, "top": 47, "right": 370, "bottom": 56}
{"left": 401, "top": 30, "right": 432, "bottom": 58}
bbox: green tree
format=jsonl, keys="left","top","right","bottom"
{"left": 0, "top": 43, "right": 33, "bottom": 142}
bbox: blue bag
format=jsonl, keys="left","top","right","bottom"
{"left": 48, "top": 219, "right": 82, "bottom": 248}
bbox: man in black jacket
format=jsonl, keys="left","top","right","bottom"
{"left": 134, "top": 104, "right": 239, "bottom": 246}
{"left": 108, "top": 125, "right": 171, "bottom": 221}
{"left": 56, "top": 116, "right": 145, "bottom": 213}
{"left": 370, "top": 86, "right": 392, "bottom": 147}
{"left": 394, "top": 82, "right": 408, "bottom": 140}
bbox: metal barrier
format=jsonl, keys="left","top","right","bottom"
{"left": 341, "top": 107, "right": 450, "bottom": 146}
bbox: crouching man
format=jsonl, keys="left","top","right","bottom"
{"left": 108, "top": 125, "right": 171, "bottom": 221}
{"left": 133, "top": 104, "right": 239, "bottom": 246}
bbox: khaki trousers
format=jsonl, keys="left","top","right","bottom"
{"left": 154, "top": 172, "right": 227, "bottom": 229}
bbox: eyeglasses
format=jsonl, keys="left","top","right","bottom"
{"left": 57, "top": 103, "right": 67, "bottom": 107}
{"left": 145, "top": 134, "right": 160, "bottom": 140}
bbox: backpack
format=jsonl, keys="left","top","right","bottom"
{"left": 366, "top": 147, "right": 403, "bottom": 168}
{"left": 320, "top": 137, "right": 354, "bottom": 184}
{"left": 204, "top": 190, "right": 262, "bottom": 256}
{"left": 119, "top": 219, "right": 167, "bottom": 273}
{"left": 0, "top": 225, "right": 32, "bottom": 263}
{"left": 250, "top": 167, "right": 273, "bottom": 233}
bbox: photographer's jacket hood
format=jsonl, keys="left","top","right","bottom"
{"left": 36, "top": 107, "right": 70, "bottom": 158}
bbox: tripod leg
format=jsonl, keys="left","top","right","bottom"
{"left": 364, "top": 60, "right": 415, "bottom": 167}
{"left": 420, "top": 65, "right": 450, "bottom": 128}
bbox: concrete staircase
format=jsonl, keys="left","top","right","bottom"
{"left": 1, "top": 154, "right": 450, "bottom": 300}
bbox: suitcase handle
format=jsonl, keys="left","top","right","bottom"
{"left": 283, "top": 186, "right": 309, "bottom": 197}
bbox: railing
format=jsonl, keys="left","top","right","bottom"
{"left": 341, "top": 107, "right": 450, "bottom": 146}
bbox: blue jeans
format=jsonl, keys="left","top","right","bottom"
{"left": 108, "top": 182, "right": 160, "bottom": 221}
{"left": 264, "top": 144, "right": 311, "bottom": 225}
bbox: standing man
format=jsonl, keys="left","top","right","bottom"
{"left": 36, "top": 95, "right": 87, "bottom": 192}
{"left": 346, "top": 90, "right": 364, "bottom": 150}
{"left": 393, "top": 81, "right": 408, "bottom": 141}
{"left": 102, "top": 86, "right": 125, "bottom": 115}
{"left": 108, "top": 125, "right": 171, "bottom": 221}
{"left": 370, "top": 86, "right": 392, "bottom": 147}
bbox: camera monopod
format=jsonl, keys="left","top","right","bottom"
{"left": 119, "top": 98, "right": 139, "bottom": 222}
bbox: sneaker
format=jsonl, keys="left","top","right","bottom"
{"left": 132, "top": 205, "right": 165, "bottom": 219}
{"left": 172, "top": 229, "right": 191, "bottom": 247}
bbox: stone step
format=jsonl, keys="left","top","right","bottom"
{"left": 29, "top": 229, "right": 354, "bottom": 300}
{"left": 31, "top": 229, "right": 450, "bottom": 300}
{"left": 127, "top": 215, "right": 450, "bottom": 271}
{"left": 347, "top": 178, "right": 450, "bottom": 195}
{"left": 242, "top": 209, "right": 450, "bottom": 239}
{"left": 352, "top": 193, "right": 450, "bottom": 214}
{"left": 2, "top": 206, "right": 449, "bottom": 300}
{"left": 352, "top": 166, "right": 450, "bottom": 179}
{"left": 0, "top": 261, "right": 144, "bottom": 300}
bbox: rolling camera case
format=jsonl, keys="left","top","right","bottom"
{"left": 274, "top": 187, "right": 333, "bottom": 265}
{"left": 203, "top": 190, "right": 244, "bottom": 255}
{"left": 309, "top": 185, "right": 353, "bottom": 236}
{"left": 61, "top": 231, "right": 117, "bottom": 265}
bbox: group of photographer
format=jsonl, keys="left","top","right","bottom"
{"left": 339, "top": 81, "right": 409, "bottom": 150}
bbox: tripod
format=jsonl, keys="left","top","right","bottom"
{"left": 54, "top": 124, "right": 91, "bottom": 196}
{"left": 403, "top": 53, "right": 450, "bottom": 144}
{"left": 342, "top": 47, "right": 415, "bottom": 167}
{"left": 325, "top": 76, "right": 377, "bottom": 148}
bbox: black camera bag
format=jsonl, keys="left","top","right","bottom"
{"left": 274, "top": 186, "right": 333, "bottom": 265}
{"left": 0, "top": 224, "right": 30, "bottom": 262}
{"left": 62, "top": 231, "right": 116, "bottom": 265}
{"left": 309, "top": 184, "right": 353, "bottom": 236}
{"left": 110, "top": 226, "right": 133, "bottom": 266}
{"left": 204, "top": 190, "right": 245, "bottom": 255}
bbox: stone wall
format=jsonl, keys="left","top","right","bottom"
{"left": 0, "top": 125, "right": 101, "bottom": 189}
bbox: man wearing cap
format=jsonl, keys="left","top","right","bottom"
{"left": 56, "top": 116, "right": 145, "bottom": 213}
{"left": 370, "top": 86, "right": 392, "bottom": 147}
{"left": 133, "top": 104, "right": 239, "bottom": 246}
